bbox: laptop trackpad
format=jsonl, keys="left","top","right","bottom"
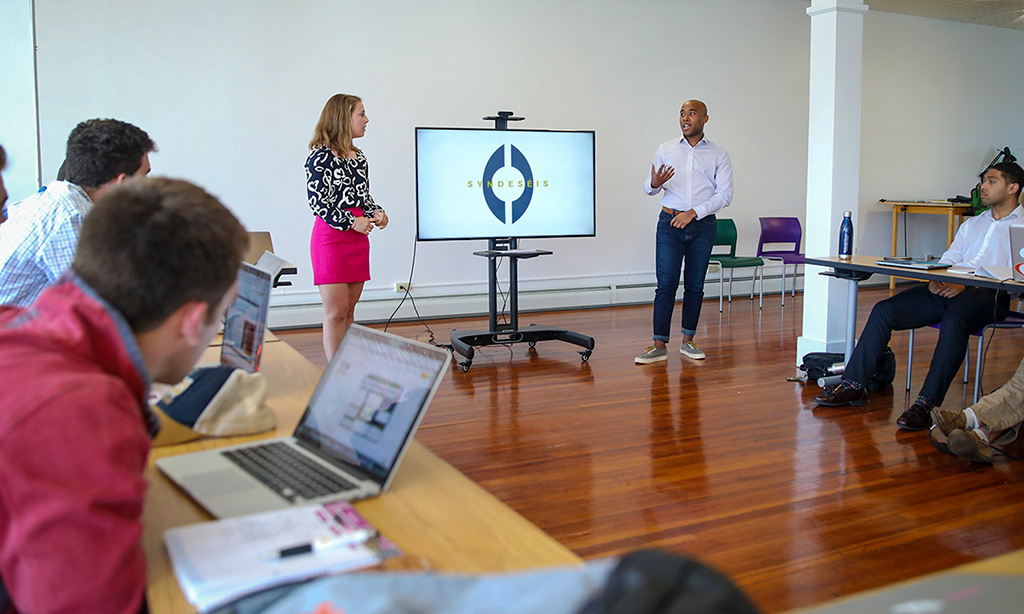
{"left": 186, "top": 469, "right": 260, "bottom": 497}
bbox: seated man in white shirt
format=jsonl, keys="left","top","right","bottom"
{"left": 0, "top": 119, "right": 155, "bottom": 306}
{"left": 815, "top": 162, "right": 1024, "bottom": 431}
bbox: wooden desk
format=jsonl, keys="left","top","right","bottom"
{"left": 144, "top": 341, "right": 581, "bottom": 612}
{"left": 805, "top": 255, "right": 1024, "bottom": 361}
{"left": 885, "top": 200, "right": 972, "bottom": 289}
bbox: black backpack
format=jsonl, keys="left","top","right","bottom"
{"left": 799, "top": 347, "right": 895, "bottom": 392}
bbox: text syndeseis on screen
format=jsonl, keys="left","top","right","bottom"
{"left": 416, "top": 128, "right": 595, "bottom": 241}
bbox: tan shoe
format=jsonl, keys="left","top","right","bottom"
{"left": 931, "top": 408, "right": 967, "bottom": 436}
{"left": 947, "top": 429, "right": 994, "bottom": 464}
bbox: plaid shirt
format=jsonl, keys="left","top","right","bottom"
{"left": 0, "top": 181, "right": 93, "bottom": 307}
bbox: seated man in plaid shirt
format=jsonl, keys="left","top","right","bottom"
{"left": 0, "top": 119, "right": 155, "bottom": 307}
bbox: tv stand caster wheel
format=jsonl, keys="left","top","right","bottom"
{"left": 459, "top": 361, "right": 471, "bottom": 372}
{"left": 580, "top": 349, "right": 592, "bottom": 363}
{"left": 528, "top": 341, "right": 537, "bottom": 348}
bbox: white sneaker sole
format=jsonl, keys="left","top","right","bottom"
{"left": 680, "top": 347, "right": 706, "bottom": 360}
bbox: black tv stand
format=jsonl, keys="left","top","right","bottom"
{"left": 450, "top": 238, "right": 595, "bottom": 371}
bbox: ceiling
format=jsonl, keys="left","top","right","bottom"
{"left": 843, "top": 0, "right": 1024, "bottom": 31}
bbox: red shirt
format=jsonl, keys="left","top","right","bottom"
{"left": 0, "top": 277, "right": 154, "bottom": 613}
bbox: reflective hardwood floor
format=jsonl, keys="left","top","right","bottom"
{"left": 276, "top": 285, "right": 1024, "bottom": 612}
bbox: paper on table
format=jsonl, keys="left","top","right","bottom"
{"left": 974, "top": 266, "right": 1014, "bottom": 281}
{"left": 165, "top": 501, "right": 391, "bottom": 612}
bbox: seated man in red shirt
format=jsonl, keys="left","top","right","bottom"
{"left": 0, "top": 177, "right": 248, "bottom": 613}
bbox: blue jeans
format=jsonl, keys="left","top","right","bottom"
{"left": 653, "top": 211, "right": 717, "bottom": 342}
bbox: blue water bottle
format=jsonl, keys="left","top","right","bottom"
{"left": 838, "top": 211, "right": 853, "bottom": 260}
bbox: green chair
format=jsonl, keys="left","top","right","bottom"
{"left": 709, "top": 219, "right": 764, "bottom": 312}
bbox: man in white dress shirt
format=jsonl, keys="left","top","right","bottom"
{"left": 816, "top": 162, "right": 1024, "bottom": 431}
{"left": 635, "top": 100, "right": 733, "bottom": 365}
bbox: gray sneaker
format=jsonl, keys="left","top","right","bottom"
{"left": 635, "top": 346, "right": 668, "bottom": 364}
{"left": 680, "top": 341, "right": 706, "bottom": 360}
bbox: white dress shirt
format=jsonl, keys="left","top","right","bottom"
{"left": 939, "top": 204, "right": 1024, "bottom": 269}
{"left": 643, "top": 135, "right": 733, "bottom": 219}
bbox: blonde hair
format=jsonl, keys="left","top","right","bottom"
{"left": 309, "top": 93, "right": 362, "bottom": 157}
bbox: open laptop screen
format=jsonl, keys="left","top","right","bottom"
{"left": 221, "top": 263, "right": 272, "bottom": 372}
{"left": 294, "top": 325, "right": 449, "bottom": 483}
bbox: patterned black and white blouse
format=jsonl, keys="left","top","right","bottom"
{"left": 305, "top": 146, "right": 384, "bottom": 231}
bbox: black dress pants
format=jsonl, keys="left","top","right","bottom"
{"left": 844, "top": 283, "right": 1009, "bottom": 404}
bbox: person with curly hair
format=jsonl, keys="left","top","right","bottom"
{"left": 0, "top": 119, "right": 156, "bottom": 306}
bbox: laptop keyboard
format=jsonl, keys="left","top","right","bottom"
{"left": 222, "top": 441, "right": 357, "bottom": 502}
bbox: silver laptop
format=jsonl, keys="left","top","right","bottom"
{"left": 1011, "top": 224, "right": 1024, "bottom": 282}
{"left": 157, "top": 324, "right": 451, "bottom": 518}
{"left": 220, "top": 262, "right": 273, "bottom": 372}
{"left": 873, "top": 258, "right": 952, "bottom": 270}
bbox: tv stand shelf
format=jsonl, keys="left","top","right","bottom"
{"left": 450, "top": 239, "right": 595, "bottom": 371}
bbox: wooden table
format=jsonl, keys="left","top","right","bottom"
{"left": 886, "top": 200, "right": 972, "bottom": 289}
{"left": 144, "top": 341, "right": 581, "bottom": 612}
{"left": 805, "top": 255, "right": 1024, "bottom": 361}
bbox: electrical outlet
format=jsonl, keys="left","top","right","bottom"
{"left": 707, "top": 263, "right": 721, "bottom": 273}
{"left": 395, "top": 282, "right": 411, "bottom": 293}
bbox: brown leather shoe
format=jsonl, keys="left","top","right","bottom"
{"left": 896, "top": 403, "right": 932, "bottom": 431}
{"left": 947, "top": 428, "right": 994, "bottom": 464}
{"left": 931, "top": 408, "right": 967, "bottom": 436}
{"left": 814, "top": 383, "right": 868, "bottom": 407}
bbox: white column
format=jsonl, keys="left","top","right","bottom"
{"left": 0, "top": 0, "right": 41, "bottom": 198}
{"left": 796, "top": 0, "right": 868, "bottom": 362}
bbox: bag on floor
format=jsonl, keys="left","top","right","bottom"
{"left": 799, "top": 346, "right": 895, "bottom": 391}
{"left": 868, "top": 346, "right": 896, "bottom": 392}
{"left": 798, "top": 352, "right": 844, "bottom": 381}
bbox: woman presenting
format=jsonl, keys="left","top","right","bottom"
{"left": 306, "top": 93, "right": 388, "bottom": 360}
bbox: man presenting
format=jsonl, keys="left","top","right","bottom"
{"left": 0, "top": 118, "right": 155, "bottom": 306}
{"left": 636, "top": 100, "right": 733, "bottom": 364}
{"left": 815, "top": 162, "right": 1024, "bottom": 431}
{"left": 0, "top": 177, "right": 248, "bottom": 613}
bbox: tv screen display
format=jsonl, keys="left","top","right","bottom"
{"left": 415, "top": 127, "right": 596, "bottom": 241}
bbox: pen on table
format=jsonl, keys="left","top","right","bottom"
{"left": 277, "top": 529, "right": 374, "bottom": 558}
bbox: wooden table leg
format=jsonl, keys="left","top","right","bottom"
{"left": 891, "top": 205, "right": 898, "bottom": 290}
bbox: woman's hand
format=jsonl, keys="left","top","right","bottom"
{"left": 352, "top": 216, "right": 375, "bottom": 235}
{"left": 372, "top": 211, "right": 389, "bottom": 229}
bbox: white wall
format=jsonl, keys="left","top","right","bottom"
{"left": 0, "top": 1, "right": 40, "bottom": 199}
{"left": 24, "top": 0, "right": 810, "bottom": 324}
{"left": 15, "top": 0, "right": 1024, "bottom": 325}
{"left": 858, "top": 11, "right": 1024, "bottom": 261}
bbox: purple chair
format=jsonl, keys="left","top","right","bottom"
{"left": 756, "top": 217, "right": 805, "bottom": 306}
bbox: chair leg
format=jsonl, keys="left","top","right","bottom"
{"left": 906, "top": 328, "right": 914, "bottom": 391}
{"left": 758, "top": 265, "right": 764, "bottom": 309}
{"left": 749, "top": 268, "right": 755, "bottom": 300}
{"left": 963, "top": 345, "right": 969, "bottom": 384}
{"left": 975, "top": 333, "right": 984, "bottom": 404}
{"left": 791, "top": 264, "right": 797, "bottom": 297}
{"left": 728, "top": 269, "right": 734, "bottom": 303}
{"left": 718, "top": 265, "right": 724, "bottom": 313}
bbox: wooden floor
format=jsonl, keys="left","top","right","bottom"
{"left": 275, "top": 285, "right": 1024, "bottom": 613}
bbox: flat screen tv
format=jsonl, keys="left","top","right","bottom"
{"left": 415, "top": 127, "right": 596, "bottom": 241}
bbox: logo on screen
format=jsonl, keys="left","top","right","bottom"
{"left": 482, "top": 144, "right": 533, "bottom": 224}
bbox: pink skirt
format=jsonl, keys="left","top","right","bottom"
{"left": 310, "top": 211, "right": 370, "bottom": 285}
